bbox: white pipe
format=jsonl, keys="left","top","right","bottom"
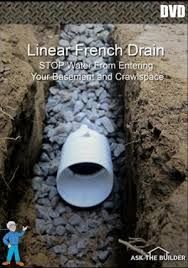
{"left": 56, "top": 124, "right": 114, "bottom": 207}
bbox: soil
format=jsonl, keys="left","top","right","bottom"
{"left": 0, "top": 24, "right": 58, "bottom": 265}
{"left": 113, "top": 25, "right": 187, "bottom": 267}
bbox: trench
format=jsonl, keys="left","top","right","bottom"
{"left": 2, "top": 24, "right": 137, "bottom": 267}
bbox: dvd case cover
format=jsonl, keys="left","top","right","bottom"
{"left": 0, "top": 1, "right": 187, "bottom": 267}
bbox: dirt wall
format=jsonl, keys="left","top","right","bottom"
{"left": 114, "top": 25, "right": 187, "bottom": 267}
{"left": 0, "top": 25, "right": 58, "bottom": 227}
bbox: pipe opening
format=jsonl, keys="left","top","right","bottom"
{"left": 69, "top": 162, "right": 103, "bottom": 175}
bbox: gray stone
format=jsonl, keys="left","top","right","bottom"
{"left": 114, "top": 144, "right": 125, "bottom": 157}
{"left": 58, "top": 90, "right": 72, "bottom": 102}
{"left": 56, "top": 203, "right": 66, "bottom": 214}
{"left": 49, "top": 209, "right": 59, "bottom": 219}
{"left": 69, "top": 25, "right": 80, "bottom": 34}
{"left": 84, "top": 37, "right": 93, "bottom": 45}
{"left": 42, "top": 143, "right": 53, "bottom": 154}
{"left": 46, "top": 223, "right": 56, "bottom": 235}
{"left": 86, "top": 24, "right": 94, "bottom": 29}
{"left": 53, "top": 216, "right": 66, "bottom": 226}
{"left": 59, "top": 39, "right": 69, "bottom": 47}
{"left": 51, "top": 124, "right": 64, "bottom": 136}
{"left": 88, "top": 92, "right": 96, "bottom": 99}
{"left": 49, "top": 187, "right": 58, "bottom": 200}
{"left": 68, "top": 214, "right": 82, "bottom": 226}
{"left": 40, "top": 152, "right": 50, "bottom": 162}
{"left": 78, "top": 24, "right": 87, "bottom": 33}
{"left": 32, "top": 177, "right": 43, "bottom": 191}
{"left": 68, "top": 54, "right": 77, "bottom": 62}
{"left": 67, "top": 245, "right": 78, "bottom": 256}
{"left": 36, "top": 191, "right": 48, "bottom": 199}
{"left": 38, "top": 198, "right": 51, "bottom": 207}
{"left": 39, "top": 162, "right": 49, "bottom": 177}
{"left": 70, "top": 37, "right": 79, "bottom": 47}
{"left": 96, "top": 88, "right": 104, "bottom": 97}
{"left": 94, "top": 25, "right": 104, "bottom": 34}
{"left": 53, "top": 103, "right": 64, "bottom": 113}
{"left": 46, "top": 176, "right": 56, "bottom": 186}
{"left": 65, "top": 224, "right": 75, "bottom": 234}
{"left": 35, "top": 219, "right": 46, "bottom": 234}
{"left": 60, "top": 30, "right": 71, "bottom": 40}
{"left": 48, "top": 159, "right": 58, "bottom": 175}
{"left": 99, "top": 90, "right": 108, "bottom": 101}
{"left": 87, "top": 80, "right": 100, "bottom": 89}
{"left": 33, "top": 164, "right": 43, "bottom": 176}
{"left": 86, "top": 98, "right": 93, "bottom": 109}
{"left": 75, "top": 112, "right": 85, "bottom": 122}
{"left": 72, "top": 90, "right": 79, "bottom": 101}
{"left": 72, "top": 121, "right": 81, "bottom": 131}
{"left": 63, "top": 122, "right": 72, "bottom": 134}
{"left": 90, "top": 40, "right": 104, "bottom": 48}
{"left": 81, "top": 92, "right": 88, "bottom": 103}
{"left": 76, "top": 223, "right": 88, "bottom": 233}
{"left": 74, "top": 100, "right": 84, "bottom": 114}
{"left": 98, "top": 250, "right": 110, "bottom": 262}
{"left": 56, "top": 225, "right": 66, "bottom": 236}
{"left": 36, "top": 205, "right": 50, "bottom": 220}
{"left": 51, "top": 196, "right": 60, "bottom": 208}
{"left": 98, "top": 110, "right": 106, "bottom": 117}
{"left": 40, "top": 182, "right": 51, "bottom": 193}
{"left": 81, "top": 118, "right": 94, "bottom": 130}
{"left": 106, "top": 111, "right": 115, "bottom": 119}
{"left": 63, "top": 111, "right": 74, "bottom": 122}
{"left": 53, "top": 244, "right": 67, "bottom": 254}
{"left": 49, "top": 86, "right": 59, "bottom": 95}
{"left": 51, "top": 136, "right": 65, "bottom": 145}
{"left": 100, "top": 116, "right": 115, "bottom": 133}
{"left": 77, "top": 238, "right": 88, "bottom": 250}
{"left": 100, "top": 102, "right": 109, "bottom": 111}
{"left": 98, "top": 30, "right": 109, "bottom": 42}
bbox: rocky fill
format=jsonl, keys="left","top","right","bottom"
{"left": 29, "top": 24, "right": 125, "bottom": 267}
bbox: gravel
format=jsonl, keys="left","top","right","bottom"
{"left": 56, "top": 225, "right": 66, "bottom": 236}
{"left": 68, "top": 214, "right": 82, "bottom": 226}
{"left": 100, "top": 116, "right": 115, "bottom": 133}
{"left": 53, "top": 217, "right": 66, "bottom": 226}
{"left": 36, "top": 205, "right": 50, "bottom": 220}
{"left": 32, "top": 23, "right": 124, "bottom": 267}
{"left": 74, "top": 100, "right": 84, "bottom": 114}
{"left": 68, "top": 245, "right": 79, "bottom": 255}
{"left": 98, "top": 250, "right": 110, "bottom": 262}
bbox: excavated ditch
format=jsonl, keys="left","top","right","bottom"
{"left": 30, "top": 24, "right": 126, "bottom": 267}
{"left": 0, "top": 24, "right": 134, "bottom": 267}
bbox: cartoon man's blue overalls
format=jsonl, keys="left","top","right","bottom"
{"left": 2, "top": 221, "right": 28, "bottom": 267}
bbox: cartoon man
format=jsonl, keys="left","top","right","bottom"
{"left": 2, "top": 221, "right": 28, "bottom": 267}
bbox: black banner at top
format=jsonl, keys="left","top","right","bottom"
{"left": 0, "top": 1, "right": 187, "bottom": 24}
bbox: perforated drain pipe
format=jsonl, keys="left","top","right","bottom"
{"left": 56, "top": 124, "right": 114, "bottom": 207}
